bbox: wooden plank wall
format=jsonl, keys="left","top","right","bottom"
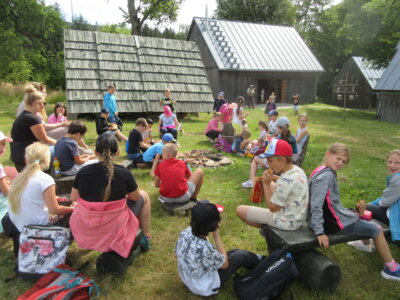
{"left": 377, "top": 93, "right": 400, "bottom": 123}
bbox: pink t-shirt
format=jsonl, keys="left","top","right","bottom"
{"left": 48, "top": 113, "right": 67, "bottom": 124}
{"left": 205, "top": 118, "right": 222, "bottom": 133}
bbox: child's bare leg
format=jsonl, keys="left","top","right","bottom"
{"left": 138, "top": 190, "right": 151, "bottom": 237}
{"left": 373, "top": 231, "right": 393, "bottom": 263}
{"left": 189, "top": 168, "right": 203, "bottom": 199}
{"left": 236, "top": 205, "right": 262, "bottom": 228}
{"left": 249, "top": 158, "right": 259, "bottom": 181}
{"left": 115, "top": 130, "right": 128, "bottom": 141}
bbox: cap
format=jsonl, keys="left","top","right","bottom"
{"left": 100, "top": 107, "right": 110, "bottom": 114}
{"left": 262, "top": 139, "right": 292, "bottom": 158}
{"left": 0, "top": 131, "right": 12, "bottom": 142}
{"left": 162, "top": 133, "right": 176, "bottom": 142}
{"left": 276, "top": 116, "right": 290, "bottom": 128}
{"left": 268, "top": 110, "right": 279, "bottom": 116}
{"left": 218, "top": 91, "right": 224, "bottom": 97}
{"left": 163, "top": 105, "right": 173, "bottom": 117}
{"left": 191, "top": 200, "right": 220, "bottom": 223}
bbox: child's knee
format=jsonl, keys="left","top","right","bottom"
{"left": 236, "top": 205, "right": 247, "bottom": 219}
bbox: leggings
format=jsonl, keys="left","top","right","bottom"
{"left": 160, "top": 128, "right": 177, "bottom": 140}
{"left": 366, "top": 204, "right": 389, "bottom": 224}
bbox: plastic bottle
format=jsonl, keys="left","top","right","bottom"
{"left": 53, "top": 157, "right": 61, "bottom": 178}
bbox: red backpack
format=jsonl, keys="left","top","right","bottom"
{"left": 17, "top": 264, "right": 99, "bottom": 300}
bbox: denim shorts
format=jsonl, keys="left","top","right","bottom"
{"left": 340, "top": 219, "right": 381, "bottom": 239}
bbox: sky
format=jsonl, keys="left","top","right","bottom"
{"left": 45, "top": 0, "right": 218, "bottom": 31}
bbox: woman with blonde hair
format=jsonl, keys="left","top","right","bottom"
{"left": 3, "top": 142, "right": 73, "bottom": 256}
{"left": 11, "top": 85, "right": 57, "bottom": 171}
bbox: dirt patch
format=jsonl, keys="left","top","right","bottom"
{"left": 177, "top": 149, "right": 234, "bottom": 168}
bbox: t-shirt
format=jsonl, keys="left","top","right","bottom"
{"left": 127, "top": 129, "right": 143, "bottom": 155}
{"left": 268, "top": 120, "right": 278, "bottom": 136}
{"left": 73, "top": 163, "right": 138, "bottom": 202}
{"left": 55, "top": 137, "right": 79, "bottom": 171}
{"left": 154, "top": 158, "right": 191, "bottom": 198}
{"left": 159, "top": 113, "right": 176, "bottom": 128}
{"left": 143, "top": 142, "right": 164, "bottom": 162}
{"left": 95, "top": 115, "right": 109, "bottom": 135}
{"left": 161, "top": 97, "right": 174, "bottom": 111}
{"left": 48, "top": 113, "right": 67, "bottom": 124}
{"left": 11, "top": 110, "right": 42, "bottom": 166}
{"left": 175, "top": 227, "right": 225, "bottom": 296}
{"left": 8, "top": 170, "right": 55, "bottom": 231}
{"left": 270, "top": 165, "right": 309, "bottom": 230}
{"left": 232, "top": 107, "right": 243, "bottom": 126}
{"left": 104, "top": 93, "right": 117, "bottom": 118}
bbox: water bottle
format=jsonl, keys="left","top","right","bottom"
{"left": 53, "top": 157, "right": 61, "bottom": 178}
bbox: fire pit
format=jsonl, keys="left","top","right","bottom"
{"left": 176, "top": 149, "right": 234, "bottom": 168}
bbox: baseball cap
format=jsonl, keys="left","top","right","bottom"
{"left": 162, "top": 133, "right": 176, "bottom": 142}
{"left": 191, "top": 200, "right": 220, "bottom": 223}
{"left": 268, "top": 110, "right": 279, "bottom": 116}
{"left": 100, "top": 107, "right": 110, "bottom": 114}
{"left": 0, "top": 131, "right": 12, "bottom": 142}
{"left": 218, "top": 91, "right": 224, "bottom": 97}
{"left": 262, "top": 139, "right": 292, "bottom": 158}
{"left": 276, "top": 116, "right": 290, "bottom": 128}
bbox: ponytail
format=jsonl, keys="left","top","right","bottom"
{"left": 102, "top": 148, "right": 114, "bottom": 202}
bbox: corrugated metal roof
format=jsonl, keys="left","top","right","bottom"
{"left": 352, "top": 57, "right": 385, "bottom": 89}
{"left": 375, "top": 42, "right": 400, "bottom": 91}
{"left": 64, "top": 29, "right": 214, "bottom": 113}
{"left": 192, "top": 18, "right": 324, "bottom": 72}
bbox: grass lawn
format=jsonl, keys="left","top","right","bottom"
{"left": 1, "top": 88, "right": 400, "bottom": 300}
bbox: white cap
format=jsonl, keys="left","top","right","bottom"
{"left": 0, "top": 131, "right": 12, "bottom": 142}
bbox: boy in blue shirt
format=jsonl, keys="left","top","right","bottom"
{"left": 103, "top": 85, "right": 118, "bottom": 123}
{"left": 145, "top": 133, "right": 176, "bottom": 177}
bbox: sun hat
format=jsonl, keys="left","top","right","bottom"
{"left": 276, "top": 116, "right": 290, "bottom": 128}
{"left": 268, "top": 110, "right": 279, "bottom": 116}
{"left": 0, "top": 131, "right": 12, "bottom": 142}
{"left": 262, "top": 139, "right": 292, "bottom": 158}
{"left": 162, "top": 133, "right": 176, "bottom": 143}
{"left": 163, "top": 105, "right": 173, "bottom": 117}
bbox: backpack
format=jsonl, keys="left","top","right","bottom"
{"left": 234, "top": 249, "right": 299, "bottom": 300}
{"left": 17, "top": 264, "right": 100, "bottom": 300}
{"left": 18, "top": 225, "right": 71, "bottom": 281}
{"left": 214, "top": 137, "right": 233, "bottom": 153}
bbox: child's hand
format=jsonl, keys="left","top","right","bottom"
{"left": 262, "top": 169, "right": 274, "bottom": 184}
{"left": 317, "top": 234, "right": 329, "bottom": 248}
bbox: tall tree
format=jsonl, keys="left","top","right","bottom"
{"left": 215, "top": 0, "right": 296, "bottom": 25}
{"left": 292, "top": 0, "right": 331, "bottom": 34}
{"left": 121, "top": 0, "right": 183, "bottom": 35}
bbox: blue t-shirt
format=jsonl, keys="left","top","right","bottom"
{"left": 54, "top": 137, "right": 79, "bottom": 171}
{"left": 104, "top": 93, "right": 117, "bottom": 118}
{"left": 143, "top": 142, "right": 164, "bottom": 162}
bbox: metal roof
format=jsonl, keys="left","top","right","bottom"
{"left": 375, "top": 42, "right": 400, "bottom": 91}
{"left": 64, "top": 29, "right": 214, "bottom": 113}
{"left": 191, "top": 17, "right": 324, "bottom": 72}
{"left": 352, "top": 57, "right": 385, "bottom": 89}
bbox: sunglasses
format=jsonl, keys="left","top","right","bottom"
{"left": 37, "top": 101, "right": 47, "bottom": 106}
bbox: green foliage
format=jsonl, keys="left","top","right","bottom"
{"left": 141, "top": 23, "right": 189, "bottom": 40}
{"left": 216, "top": 0, "right": 296, "bottom": 25}
{"left": 292, "top": 0, "right": 332, "bottom": 34}
{"left": 99, "top": 24, "right": 131, "bottom": 35}
{"left": 6, "top": 60, "right": 33, "bottom": 84}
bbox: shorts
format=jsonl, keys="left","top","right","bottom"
{"left": 340, "top": 219, "right": 381, "bottom": 239}
{"left": 159, "top": 181, "right": 196, "bottom": 204}
{"left": 246, "top": 206, "right": 275, "bottom": 227}
{"left": 126, "top": 195, "right": 145, "bottom": 217}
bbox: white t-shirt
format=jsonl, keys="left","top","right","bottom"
{"left": 232, "top": 107, "right": 243, "bottom": 126}
{"left": 159, "top": 113, "right": 176, "bottom": 128}
{"left": 175, "top": 227, "right": 225, "bottom": 296}
{"left": 270, "top": 165, "right": 309, "bottom": 230}
{"left": 268, "top": 120, "right": 278, "bottom": 135}
{"left": 8, "top": 170, "right": 55, "bottom": 231}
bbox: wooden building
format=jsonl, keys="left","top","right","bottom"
{"left": 187, "top": 18, "right": 324, "bottom": 104}
{"left": 329, "top": 57, "right": 384, "bottom": 109}
{"left": 64, "top": 29, "right": 214, "bottom": 114}
{"left": 375, "top": 42, "right": 400, "bottom": 123}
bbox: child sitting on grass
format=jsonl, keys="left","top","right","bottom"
{"left": 126, "top": 118, "right": 151, "bottom": 167}
{"left": 309, "top": 143, "right": 400, "bottom": 281}
{"left": 95, "top": 108, "right": 127, "bottom": 141}
{"left": 143, "top": 118, "right": 154, "bottom": 145}
{"left": 154, "top": 143, "right": 203, "bottom": 207}
{"left": 175, "top": 200, "right": 262, "bottom": 296}
{"left": 145, "top": 133, "right": 176, "bottom": 177}
{"left": 293, "top": 113, "right": 309, "bottom": 163}
{"left": 248, "top": 121, "right": 269, "bottom": 154}
{"left": 232, "top": 130, "right": 251, "bottom": 156}
{"left": 54, "top": 121, "right": 97, "bottom": 175}
{"left": 267, "top": 110, "right": 279, "bottom": 136}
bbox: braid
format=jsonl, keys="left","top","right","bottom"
{"left": 102, "top": 148, "right": 114, "bottom": 201}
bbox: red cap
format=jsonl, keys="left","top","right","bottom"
{"left": 264, "top": 139, "right": 293, "bottom": 157}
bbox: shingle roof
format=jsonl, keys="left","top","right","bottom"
{"left": 189, "top": 17, "right": 324, "bottom": 72}
{"left": 375, "top": 42, "right": 400, "bottom": 91}
{"left": 352, "top": 57, "right": 385, "bottom": 89}
{"left": 64, "top": 29, "right": 214, "bottom": 113}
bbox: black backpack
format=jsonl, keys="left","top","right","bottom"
{"left": 234, "top": 249, "right": 299, "bottom": 300}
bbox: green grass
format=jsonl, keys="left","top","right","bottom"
{"left": 1, "top": 88, "right": 400, "bottom": 299}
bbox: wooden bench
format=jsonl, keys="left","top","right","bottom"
{"left": 260, "top": 219, "right": 389, "bottom": 292}
{"left": 54, "top": 175, "right": 76, "bottom": 195}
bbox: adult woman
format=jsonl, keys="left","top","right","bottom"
{"left": 11, "top": 85, "right": 57, "bottom": 172}
{"left": 4, "top": 142, "right": 73, "bottom": 256}
{"left": 70, "top": 133, "right": 151, "bottom": 258}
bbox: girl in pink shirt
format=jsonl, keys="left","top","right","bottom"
{"left": 48, "top": 102, "right": 68, "bottom": 124}
{"left": 205, "top": 112, "right": 223, "bottom": 141}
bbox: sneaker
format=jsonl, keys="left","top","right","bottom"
{"left": 347, "top": 240, "right": 375, "bottom": 253}
{"left": 242, "top": 180, "right": 253, "bottom": 188}
{"left": 381, "top": 266, "right": 400, "bottom": 281}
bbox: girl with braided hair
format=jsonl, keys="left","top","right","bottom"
{"left": 70, "top": 133, "right": 151, "bottom": 258}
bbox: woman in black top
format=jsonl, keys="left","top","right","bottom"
{"left": 11, "top": 85, "right": 56, "bottom": 172}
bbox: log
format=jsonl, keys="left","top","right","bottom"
{"left": 294, "top": 249, "right": 341, "bottom": 292}
{"left": 55, "top": 175, "right": 75, "bottom": 195}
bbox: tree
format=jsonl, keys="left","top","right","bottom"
{"left": 121, "top": 0, "right": 184, "bottom": 35}
{"left": 215, "top": 0, "right": 296, "bottom": 25}
{"left": 292, "top": 0, "right": 331, "bottom": 34}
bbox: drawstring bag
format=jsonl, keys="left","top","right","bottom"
{"left": 249, "top": 177, "right": 263, "bottom": 203}
{"left": 18, "top": 225, "right": 71, "bottom": 281}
